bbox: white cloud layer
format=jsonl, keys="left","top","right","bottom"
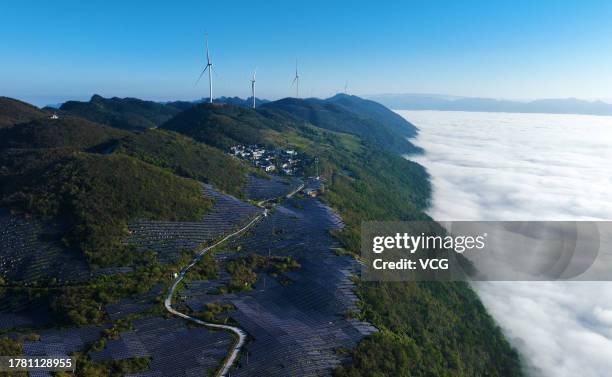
{"left": 398, "top": 110, "right": 612, "bottom": 377}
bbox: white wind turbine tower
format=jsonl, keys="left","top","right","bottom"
{"left": 251, "top": 68, "right": 257, "bottom": 109}
{"left": 291, "top": 60, "right": 300, "bottom": 98}
{"left": 196, "top": 33, "right": 214, "bottom": 103}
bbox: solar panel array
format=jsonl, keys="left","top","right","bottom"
{"left": 23, "top": 325, "right": 106, "bottom": 377}
{"left": 179, "top": 197, "right": 376, "bottom": 376}
{"left": 3, "top": 181, "right": 375, "bottom": 376}
{"left": 92, "top": 266, "right": 134, "bottom": 277}
{"left": 90, "top": 316, "right": 232, "bottom": 377}
{"left": 0, "top": 312, "right": 47, "bottom": 331}
{"left": 126, "top": 184, "right": 260, "bottom": 263}
{"left": 0, "top": 209, "right": 90, "bottom": 284}
{"left": 243, "top": 175, "right": 303, "bottom": 201}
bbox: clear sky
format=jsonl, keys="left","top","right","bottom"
{"left": 2, "top": 0, "right": 612, "bottom": 106}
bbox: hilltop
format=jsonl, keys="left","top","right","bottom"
{"left": 116, "top": 129, "right": 251, "bottom": 196}
{"left": 0, "top": 116, "right": 129, "bottom": 150}
{"left": 262, "top": 95, "right": 421, "bottom": 154}
{"left": 327, "top": 93, "right": 418, "bottom": 137}
{"left": 0, "top": 96, "right": 48, "bottom": 128}
{"left": 59, "top": 94, "right": 192, "bottom": 131}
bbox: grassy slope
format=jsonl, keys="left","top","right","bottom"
{"left": 0, "top": 96, "right": 47, "bottom": 128}
{"left": 261, "top": 97, "right": 421, "bottom": 154}
{"left": 0, "top": 116, "right": 130, "bottom": 150}
{"left": 326, "top": 93, "right": 418, "bottom": 138}
{"left": 116, "top": 129, "right": 250, "bottom": 197}
{"left": 161, "top": 103, "right": 289, "bottom": 149}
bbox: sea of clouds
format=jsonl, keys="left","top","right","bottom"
{"left": 398, "top": 110, "right": 612, "bottom": 377}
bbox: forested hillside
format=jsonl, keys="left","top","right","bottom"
{"left": 60, "top": 94, "right": 192, "bottom": 130}
{"left": 0, "top": 116, "right": 129, "bottom": 150}
{"left": 326, "top": 93, "right": 418, "bottom": 138}
{"left": 0, "top": 97, "right": 48, "bottom": 128}
{"left": 117, "top": 129, "right": 251, "bottom": 196}
{"left": 262, "top": 96, "right": 422, "bottom": 154}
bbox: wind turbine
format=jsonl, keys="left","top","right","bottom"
{"left": 344, "top": 81, "right": 348, "bottom": 94}
{"left": 291, "top": 60, "right": 299, "bottom": 98}
{"left": 251, "top": 68, "right": 257, "bottom": 109}
{"left": 196, "top": 33, "right": 213, "bottom": 103}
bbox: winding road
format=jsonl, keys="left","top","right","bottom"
{"left": 164, "top": 182, "right": 305, "bottom": 377}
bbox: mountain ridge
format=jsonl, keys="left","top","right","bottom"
{"left": 367, "top": 93, "right": 612, "bottom": 116}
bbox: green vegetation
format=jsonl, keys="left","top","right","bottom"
{"left": 0, "top": 96, "right": 522, "bottom": 376}
{"left": 117, "top": 129, "right": 250, "bottom": 196}
{"left": 225, "top": 254, "right": 300, "bottom": 292}
{"left": 0, "top": 335, "right": 40, "bottom": 377}
{"left": 0, "top": 116, "right": 129, "bottom": 150}
{"left": 0, "top": 336, "right": 23, "bottom": 356}
{"left": 326, "top": 93, "right": 418, "bottom": 138}
{"left": 60, "top": 94, "right": 191, "bottom": 131}
{"left": 333, "top": 282, "right": 522, "bottom": 377}
{"left": 0, "top": 96, "right": 47, "bottom": 128}
{"left": 262, "top": 97, "right": 421, "bottom": 154}
{"left": 161, "top": 103, "right": 290, "bottom": 150}
{"left": 183, "top": 253, "right": 219, "bottom": 283}
{"left": 0, "top": 150, "right": 211, "bottom": 266}
{"left": 161, "top": 99, "right": 522, "bottom": 375}
{"left": 192, "top": 302, "right": 236, "bottom": 323}
{"left": 50, "top": 256, "right": 163, "bottom": 325}
{"left": 161, "top": 104, "right": 430, "bottom": 248}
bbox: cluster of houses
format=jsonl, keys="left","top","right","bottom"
{"left": 229, "top": 144, "right": 302, "bottom": 175}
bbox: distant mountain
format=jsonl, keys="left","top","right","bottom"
{"left": 211, "top": 96, "right": 270, "bottom": 108}
{"left": 262, "top": 95, "right": 421, "bottom": 154}
{"left": 367, "top": 93, "right": 612, "bottom": 116}
{"left": 60, "top": 95, "right": 190, "bottom": 131}
{"left": 0, "top": 96, "right": 48, "bottom": 128}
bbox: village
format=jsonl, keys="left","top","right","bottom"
{"left": 229, "top": 144, "right": 303, "bottom": 176}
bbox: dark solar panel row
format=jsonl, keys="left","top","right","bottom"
{"left": 243, "top": 175, "right": 303, "bottom": 201}
{"left": 0, "top": 210, "right": 90, "bottom": 284}
{"left": 126, "top": 184, "right": 260, "bottom": 263}
{"left": 90, "top": 316, "right": 232, "bottom": 377}
{"left": 104, "top": 283, "right": 164, "bottom": 320}
{"left": 22, "top": 324, "right": 106, "bottom": 370}
{"left": 179, "top": 197, "right": 375, "bottom": 377}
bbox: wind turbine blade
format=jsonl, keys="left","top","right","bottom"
{"left": 291, "top": 76, "right": 297, "bottom": 86}
{"left": 195, "top": 66, "right": 209, "bottom": 85}
{"left": 205, "top": 33, "right": 210, "bottom": 63}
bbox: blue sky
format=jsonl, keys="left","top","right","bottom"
{"left": 2, "top": 0, "right": 612, "bottom": 106}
